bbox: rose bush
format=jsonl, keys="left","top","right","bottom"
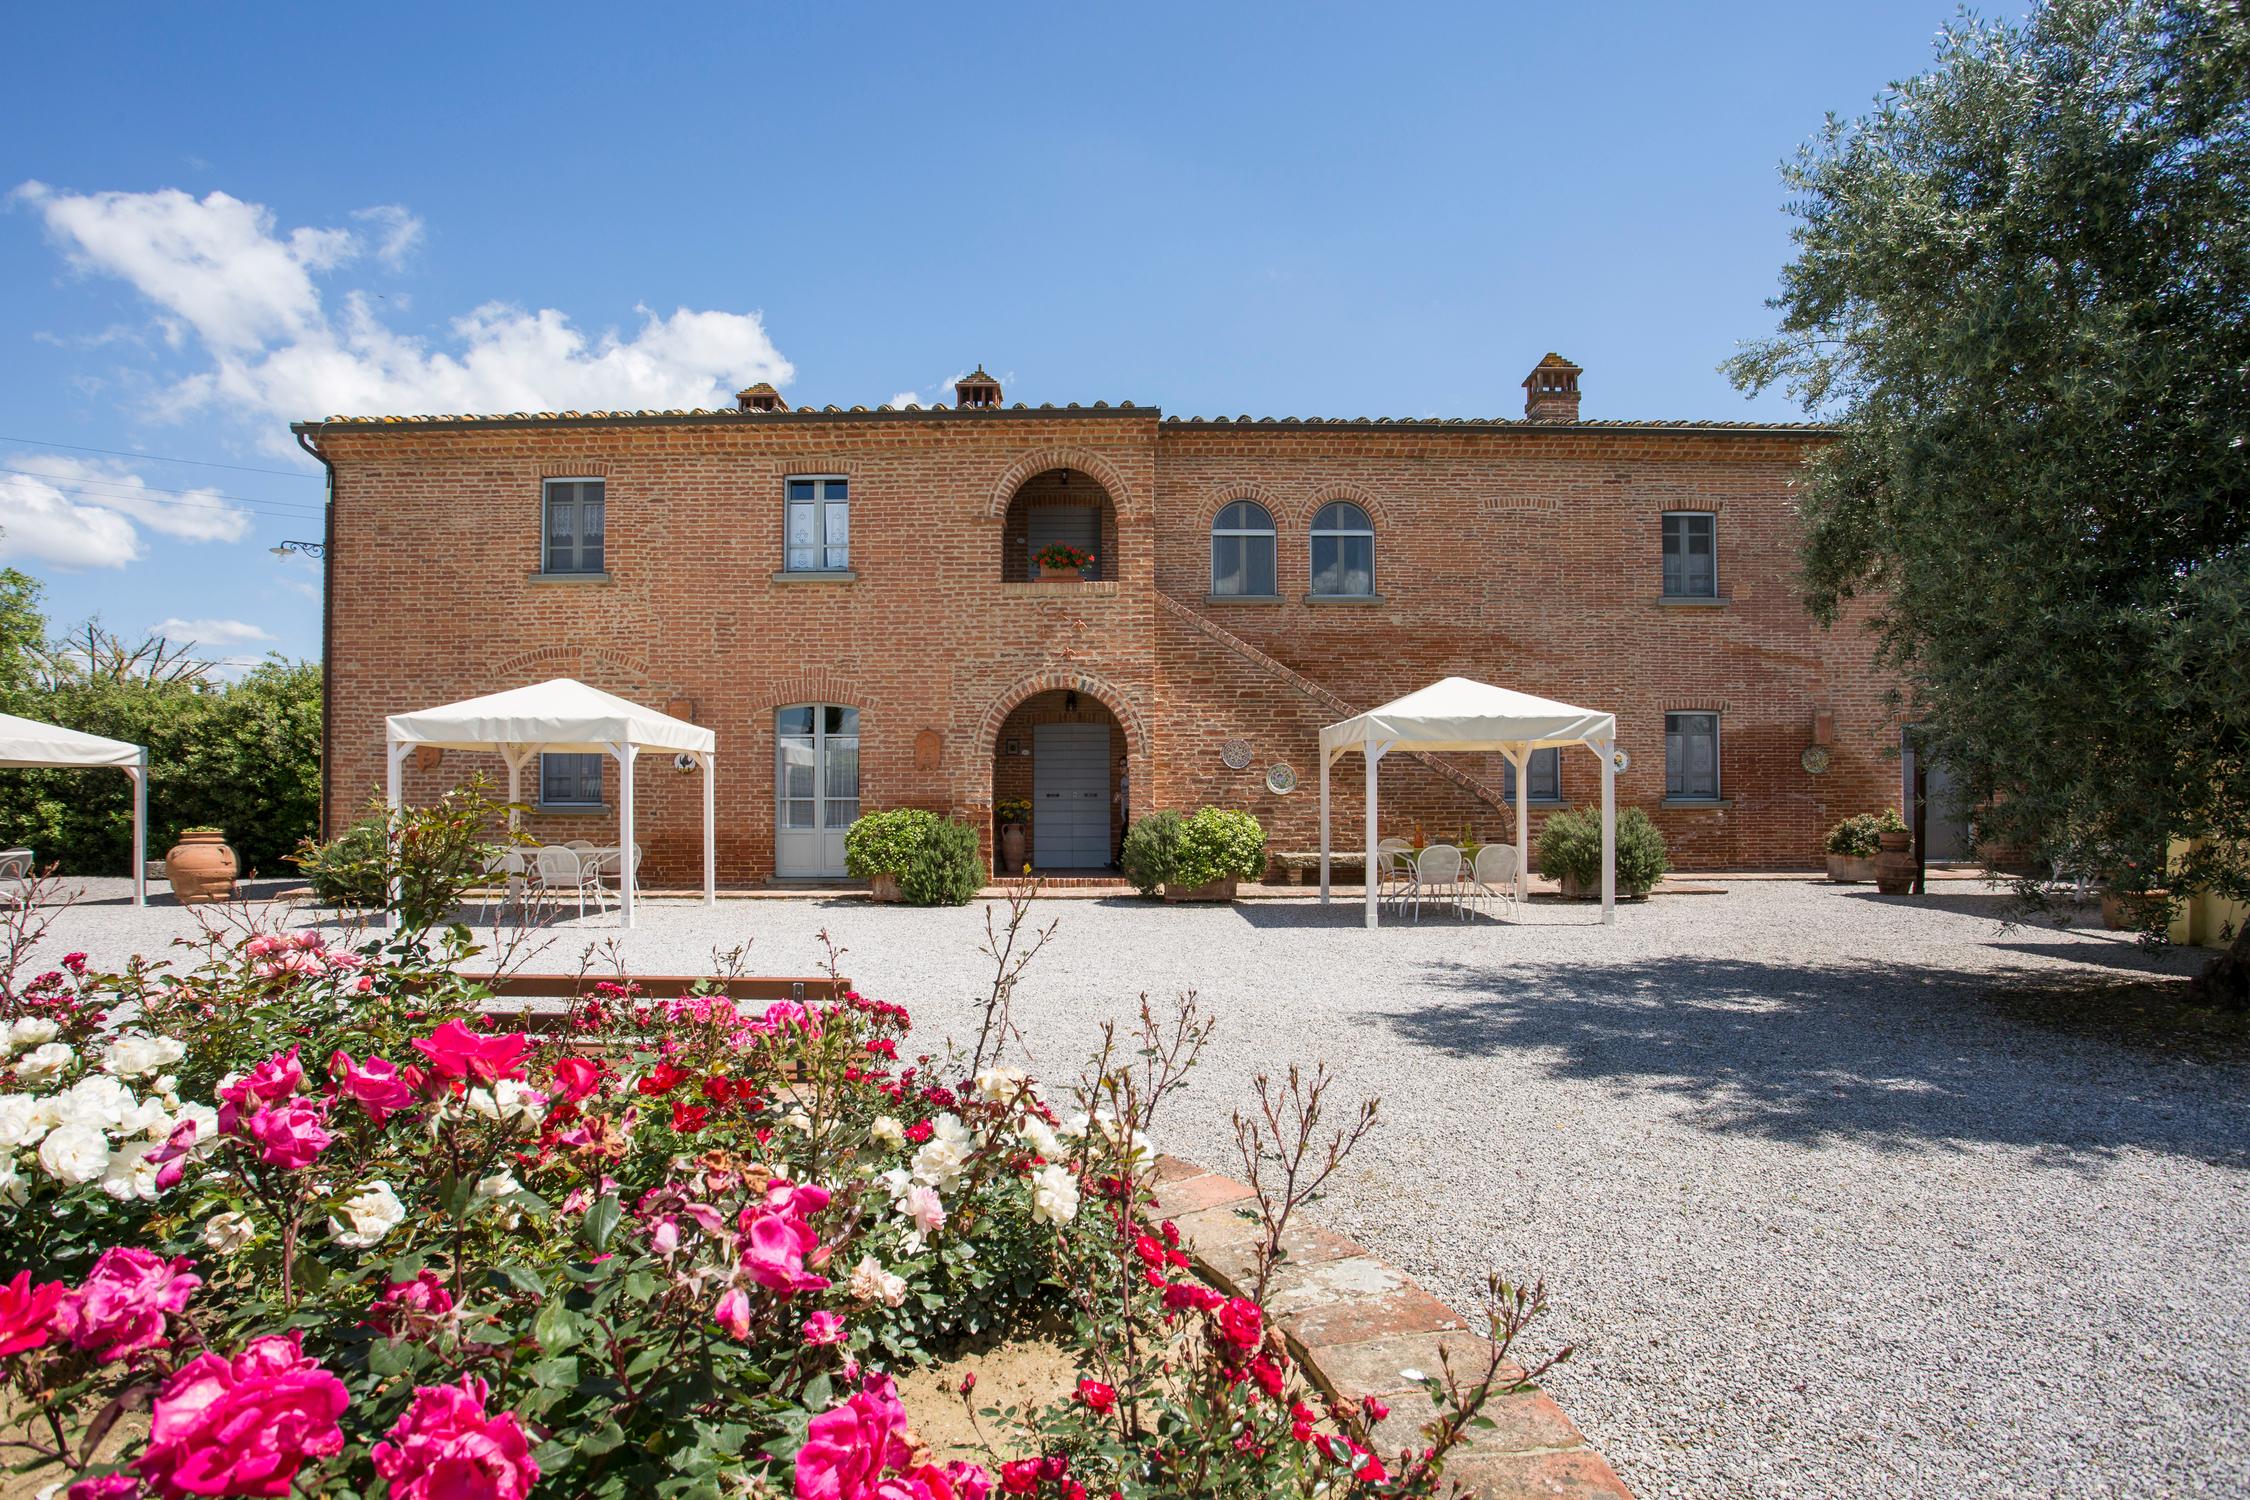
{"left": 1, "top": 906, "right": 1556, "bottom": 1499}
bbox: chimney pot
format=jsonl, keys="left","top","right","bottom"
{"left": 737, "top": 382, "right": 786, "bottom": 413}
{"left": 954, "top": 365, "right": 1002, "bottom": 409}
{"left": 1521, "top": 353, "right": 1583, "bottom": 423}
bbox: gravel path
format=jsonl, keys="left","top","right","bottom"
{"left": 20, "top": 880, "right": 2249, "bottom": 1499}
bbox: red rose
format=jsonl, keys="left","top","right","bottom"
{"left": 1075, "top": 1378, "right": 1117, "bottom": 1414}
{"left": 670, "top": 1102, "right": 709, "bottom": 1133}
{"left": 1215, "top": 1297, "right": 1263, "bottom": 1356}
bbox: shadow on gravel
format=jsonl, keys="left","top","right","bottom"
{"left": 1386, "top": 954, "right": 2250, "bottom": 1166}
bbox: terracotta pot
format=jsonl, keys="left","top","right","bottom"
{"left": 999, "top": 822, "right": 1028, "bottom": 874}
{"left": 1826, "top": 853, "right": 1879, "bottom": 884}
{"left": 1161, "top": 876, "right": 1238, "bottom": 903}
{"left": 1873, "top": 830, "right": 1916, "bottom": 894}
{"left": 2101, "top": 888, "right": 2167, "bottom": 931}
{"left": 166, "top": 831, "right": 237, "bottom": 905}
{"left": 869, "top": 873, "right": 903, "bottom": 904}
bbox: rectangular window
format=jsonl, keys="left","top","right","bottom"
{"left": 786, "top": 477, "right": 850, "bottom": 572}
{"left": 542, "top": 479, "right": 605, "bottom": 575}
{"left": 1501, "top": 747, "right": 1562, "bottom": 802}
{"left": 539, "top": 752, "right": 604, "bottom": 808}
{"left": 1661, "top": 512, "right": 1716, "bottom": 598}
{"left": 1665, "top": 713, "right": 1721, "bottom": 800}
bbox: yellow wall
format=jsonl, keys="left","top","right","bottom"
{"left": 2166, "top": 840, "right": 2249, "bottom": 950}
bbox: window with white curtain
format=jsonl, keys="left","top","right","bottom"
{"left": 786, "top": 477, "right": 850, "bottom": 571}
{"left": 1211, "top": 500, "right": 1277, "bottom": 597}
{"left": 1309, "top": 501, "right": 1375, "bottom": 596}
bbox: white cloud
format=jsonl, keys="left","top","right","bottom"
{"left": 352, "top": 204, "right": 424, "bottom": 268}
{"left": 154, "top": 617, "right": 274, "bottom": 646}
{"left": 17, "top": 182, "right": 795, "bottom": 436}
{"left": 0, "top": 455, "right": 252, "bottom": 571}
{"left": 887, "top": 391, "right": 920, "bottom": 409}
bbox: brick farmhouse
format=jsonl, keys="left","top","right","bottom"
{"left": 295, "top": 355, "right": 1905, "bottom": 888}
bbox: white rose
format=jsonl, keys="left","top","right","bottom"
{"left": 329, "top": 1180, "right": 407, "bottom": 1247}
{"left": 1030, "top": 1162, "right": 1080, "bottom": 1225}
{"left": 467, "top": 1080, "right": 546, "bottom": 1128}
{"left": 1021, "top": 1118, "right": 1062, "bottom": 1160}
{"left": 38, "top": 1122, "right": 109, "bottom": 1183}
{"left": 99, "top": 1140, "right": 162, "bottom": 1201}
{"left": 16, "top": 1042, "right": 73, "bottom": 1086}
{"left": 870, "top": 1115, "right": 906, "bottom": 1148}
{"left": 473, "top": 1170, "right": 520, "bottom": 1202}
{"left": 973, "top": 1068, "right": 1028, "bottom": 1103}
{"left": 0, "top": 1158, "right": 23, "bottom": 1206}
{"left": 101, "top": 1032, "right": 187, "bottom": 1080}
{"left": 930, "top": 1112, "right": 970, "bottom": 1148}
{"left": 54, "top": 1075, "right": 136, "bottom": 1132}
{"left": 203, "top": 1210, "right": 257, "bottom": 1254}
{"left": 7, "top": 1017, "right": 59, "bottom": 1052}
{"left": 910, "top": 1136, "right": 967, "bottom": 1189}
{"left": 848, "top": 1254, "right": 908, "bottom": 1308}
{"left": 116, "top": 1095, "right": 172, "bottom": 1140}
{"left": 784, "top": 1108, "right": 812, "bottom": 1135}
{"left": 0, "top": 1094, "right": 43, "bottom": 1149}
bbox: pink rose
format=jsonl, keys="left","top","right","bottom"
{"left": 67, "top": 1475, "right": 139, "bottom": 1500}
{"left": 548, "top": 1056, "right": 603, "bottom": 1103}
{"left": 794, "top": 1374, "right": 911, "bottom": 1500}
{"left": 147, "top": 1119, "right": 202, "bottom": 1193}
{"left": 411, "top": 1021, "right": 529, "bottom": 1085}
{"left": 0, "top": 1268, "right": 67, "bottom": 1357}
{"left": 802, "top": 1311, "right": 846, "bottom": 1347}
{"left": 371, "top": 1374, "right": 538, "bottom": 1500}
{"left": 55, "top": 1248, "right": 201, "bottom": 1364}
{"left": 714, "top": 1286, "right": 752, "bottom": 1341}
{"left": 135, "top": 1332, "right": 347, "bottom": 1499}
{"left": 742, "top": 1210, "right": 829, "bottom": 1298}
{"left": 245, "top": 1098, "right": 333, "bottom": 1170}
{"left": 223, "top": 1047, "right": 304, "bottom": 1107}
{"left": 328, "top": 1050, "right": 416, "bottom": 1125}
{"left": 368, "top": 1271, "right": 456, "bottom": 1339}
{"left": 244, "top": 935, "right": 285, "bottom": 959}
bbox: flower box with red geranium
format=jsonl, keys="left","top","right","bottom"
{"left": 1031, "top": 543, "right": 1097, "bottom": 582}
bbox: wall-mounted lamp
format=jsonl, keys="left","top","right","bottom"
{"left": 1064, "top": 690, "right": 1079, "bottom": 712}
{"left": 270, "top": 540, "right": 327, "bottom": 559}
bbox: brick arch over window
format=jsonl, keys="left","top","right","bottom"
{"left": 985, "top": 447, "right": 1136, "bottom": 518}
{"left": 1194, "top": 483, "right": 1288, "bottom": 536}
{"left": 753, "top": 669, "right": 869, "bottom": 717}
{"left": 1295, "top": 482, "right": 1391, "bottom": 532}
{"left": 488, "top": 644, "right": 654, "bottom": 689}
{"left": 974, "top": 669, "right": 1150, "bottom": 766}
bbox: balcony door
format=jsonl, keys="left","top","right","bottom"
{"left": 776, "top": 705, "right": 859, "bottom": 877}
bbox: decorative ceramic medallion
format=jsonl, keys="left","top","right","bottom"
{"left": 1265, "top": 763, "right": 1298, "bottom": 795}
{"left": 1220, "top": 738, "right": 1253, "bottom": 770}
{"left": 1799, "top": 744, "right": 1832, "bottom": 775}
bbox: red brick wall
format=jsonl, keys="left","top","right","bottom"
{"left": 314, "top": 406, "right": 1893, "bottom": 882}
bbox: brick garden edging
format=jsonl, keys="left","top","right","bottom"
{"left": 1152, "top": 1155, "right": 1632, "bottom": 1499}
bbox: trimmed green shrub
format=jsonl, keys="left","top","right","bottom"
{"left": 290, "top": 779, "right": 511, "bottom": 931}
{"left": 1173, "top": 807, "right": 1267, "bottom": 888}
{"left": 1535, "top": 805, "right": 1669, "bottom": 896}
{"left": 844, "top": 807, "right": 985, "bottom": 905}
{"left": 1825, "top": 808, "right": 1908, "bottom": 857}
{"left": 1121, "top": 811, "right": 1185, "bottom": 897}
{"left": 900, "top": 815, "right": 985, "bottom": 906}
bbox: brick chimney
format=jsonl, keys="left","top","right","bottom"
{"left": 1521, "top": 353, "right": 1582, "bottom": 423}
{"left": 737, "top": 382, "right": 786, "bottom": 412}
{"left": 954, "top": 365, "right": 1002, "bottom": 409}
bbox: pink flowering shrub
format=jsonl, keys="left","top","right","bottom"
{"left": 0, "top": 898, "right": 1557, "bottom": 1499}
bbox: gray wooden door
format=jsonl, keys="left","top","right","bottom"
{"left": 1033, "top": 722, "right": 1111, "bottom": 867}
{"left": 1027, "top": 507, "right": 1099, "bottom": 578}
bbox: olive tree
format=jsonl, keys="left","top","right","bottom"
{"left": 1728, "top": 0, "right": 2250, "bottom": 1006}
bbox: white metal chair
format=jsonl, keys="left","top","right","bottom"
{"left": 533, "top": 845, "right": 612, "bottom": 920}
{"left": 1410, "top": 845, "right": 1466, "bottom": 922}
{"left": 1376, "top": 838, "right": 1415, "bottom": 911}
{"left": 479, "top": 849, "right": 530, "bottom": 923}
{"left": 0, "top": 849, "right": 32, "bottom": 908}
{"left": 1469, "top": 844, "right": 1520, "bottom": 921}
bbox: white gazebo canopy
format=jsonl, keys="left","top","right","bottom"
{"left": 385, "top": 678, "right": 717, "bottom": 928}
{"left": 1317, "top": 677, "right": 1621, "bottom": 928}
{"left": 0, "top": 713, "right": 148, "bottom": 906}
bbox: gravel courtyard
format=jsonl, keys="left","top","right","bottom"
{"left": 22, "top": 880, "right": 2249, "bottom": 1499}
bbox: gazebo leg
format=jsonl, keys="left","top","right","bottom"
{"left": 1318, "top": 753, "right": 1331, "bottom": 903}
{"left": 1364, "top": 748, "right": 1381, "bottom": 930}
{"left": 1600, "top": 738, "right": 1616, "bottom": 925}
{"left": 702, "top": 751, "right": 716, "bottom": 906}
{"left": 616, "top": 742, "right": 638, "bottom": 929}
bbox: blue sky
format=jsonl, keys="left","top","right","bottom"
{"left": 0, "top": 1, "right": 2006, "bottom": 665}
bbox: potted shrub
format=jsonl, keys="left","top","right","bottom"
{"left": 1031, "top": 541, "right": 1097, "bottom": 583}
{"left": 844, "top": 808, "right": 987, "bottom": 905}
{"left": 1824, "top": 809, "right": 1906, "bottom": 883}
{"left": 995, "top": 796, "right": 1031, "bottom": 875}
{"left": 165, "top": 826, "right": 238, "bottom": 904}
{"left": 1535, "top": 806, "right": 1668, "bottom": 899}
{"left": 1121, "top": 810, "right": 1185, "bottom": 897}
{"left": 1162, "top": 807, "right": 1267, "bottom": 902}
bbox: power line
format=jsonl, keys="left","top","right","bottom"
{"left": 0, "top": 465, "right": 327, "bottom": 517}
{"left": 0, "top": 436, "right": 320, "bottom": 479}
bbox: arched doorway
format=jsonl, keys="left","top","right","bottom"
{"left": 1000, "top": 468, "right": 1119, "bottom": 582}
{"left": 992, "top": 689, "right": 1125, "bottom": 873}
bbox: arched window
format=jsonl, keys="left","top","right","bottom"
{"left": 1309, "top": 501, "right": 1375, "bottom": 596}
{"left": 1210, "top": 500, "right": 1277, "bottom": 597}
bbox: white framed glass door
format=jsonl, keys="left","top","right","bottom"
{"left": 775, "top": 705, "right": 859, "bottom": 877}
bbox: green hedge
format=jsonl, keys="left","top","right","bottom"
{"left": 844, "top": 808, "right": 986, "bottom": 906}
{"left": 1120, "top": 807, "right": 1265, "bottom": 894}
{"left": 1825, "top": 808, "right": 1907, "bottom": 857}
{"left": 1535, "top": 805, "right": 1669, "bottom": 896}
